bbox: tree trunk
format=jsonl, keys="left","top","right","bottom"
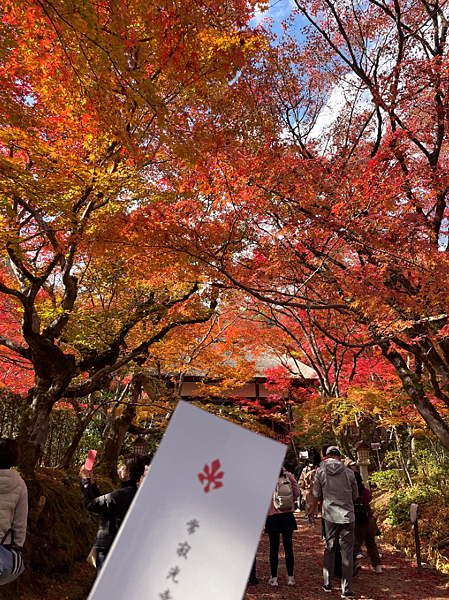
{"left": 16, "top": 333, "right": 77, "bottom": 475}
{"left": 17, "top": 389, "right": 57, "bottom": 475}
{"left": 406, "top": 426, "right": 414, "bottom": 469}
{"left": 101, "top": 382, "right": 129, "bottom": 442}
{"left": 103, "top": 372, "right": 142, "bottom": 480}
{"left": 58, "top": 410, "right": 97, "bottom": 470}
{"left": 380, "top": 341, "right": 449, "bottom": 451}
{"left": 393, "top": 426, "right": 413, "bottom": 487}
{"left": 44, "top": 422, "right": 53, "bottom": 467}
{"left": 338, "top": 425, "right": 353, "bottom": 460}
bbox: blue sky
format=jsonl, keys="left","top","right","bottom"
{"left": 252, "top": 0, "right": 294, "bottom": 25}
{"left": 251, "top": 0, "right": 305, "bottom": 39}
{"left": 250, "top": 0, "right": 345, "bottom": 145}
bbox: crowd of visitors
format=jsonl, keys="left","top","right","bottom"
{"left": 249, "top": 443, "right": 382, "bottom": 599}
{"left": 0, "top": 435, "right": 381, "bottom": 599}
{"left": 76, "top": 440, "right": 382, "bottom": 598}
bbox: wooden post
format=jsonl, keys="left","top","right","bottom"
{"left": 413, "top": 521, "right": 422, "bottom": 575}
{"left": 410, "top": 503, "right": 422, "bottom": 575}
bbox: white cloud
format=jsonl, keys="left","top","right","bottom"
{"left": 251, "top": 0, "right": 295, "bottom": 29}
{"left": 309, "top": 73, "right": 372, "bottom": 149}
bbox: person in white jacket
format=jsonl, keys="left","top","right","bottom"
{"left": 0, "top": 438, "right": 28, "bottom": 584}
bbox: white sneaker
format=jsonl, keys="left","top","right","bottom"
{"left": 356, "top": 552, "right": 363, "bottom": 559}
{"left": 268, "top": 577, "right": 278, "bottom": 586}
{"left": 287, "top": 576, "right": 295, "bottom": 586}
{"left": 374, "top": 565, "right": 382, "bottom": 574}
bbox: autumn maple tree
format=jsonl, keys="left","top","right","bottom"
{"left": 4, "top": 0, "right": 449, "bottom": 472}
{"left": 145, "top": 0, "right": 449, "bottom": 449}
{"left": 0, "top": 0, "right": 270, "bottom": 473}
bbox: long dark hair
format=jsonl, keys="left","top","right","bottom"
{"left": 122, "top": 453, "right": 145, "bottom": 484}
{"left": 354, "top": 471, "right": 365, "bottom": 496}
{"left": 283, "top": 459, "right": 294, "bottom": 474}
{"left": 0, "top": 439, "right": 20, "bottom": 469}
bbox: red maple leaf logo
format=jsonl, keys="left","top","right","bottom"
{"left": 198, "top": 459, "right": 224, "bottom": 493}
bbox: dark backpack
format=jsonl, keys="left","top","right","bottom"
{"left": 353, "top": 496, "right": 370, "bottom": 524}
{"left": 273, "top": 473, "right": 294, "bottom": 512}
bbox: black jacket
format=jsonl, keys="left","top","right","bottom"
{"left": 80, "top": 478, "right": 137, "bottom": 550}
{"left": 294, "top": 463, "right": 305, "bottom": 482}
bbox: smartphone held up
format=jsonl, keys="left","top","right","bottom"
{"left": 84, "top": 450, "right": 97, "bottom": 471}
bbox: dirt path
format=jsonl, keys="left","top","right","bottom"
{"left": 243, "top": 514, "right": 449, "bottom": 600}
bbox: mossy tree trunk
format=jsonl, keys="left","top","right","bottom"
{"left": 16, "top": 341, "right": 77, "bottom": 475}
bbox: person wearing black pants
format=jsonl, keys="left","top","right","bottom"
{"left": 269, "top": 529, "right": 294, "bottom": 576}
{"left": 308, "top": 446, "right": 358, "bottom": 598}
{"left": 247, "top": 556, "right": 258, "bottom": 586}
{"left": 265, "top": 466, "right": 300, "bottom": 587}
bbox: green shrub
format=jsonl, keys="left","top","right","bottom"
{"left": 369, "top": 469, "right": 406, "bottom": 491}
{"left": 386, "top": 485, "right": 440, "bottom": 526}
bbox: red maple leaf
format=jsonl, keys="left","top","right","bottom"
{"left": 198, "top": 459, "right": 224, "bottom": 493}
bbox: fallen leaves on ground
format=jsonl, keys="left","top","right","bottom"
{"left": 244, "top": 513, "right": 449, "bottom": 600}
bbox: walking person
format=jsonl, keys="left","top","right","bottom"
{"left": 308, "top": 446, "right": 358, "bottom": 598}
{"left": 353, "top": 472, "right": 383, "bottom": 574}
{"left": 265, "top": 462, "right": 300, "bottom": 587}
{"left": 80, "top": 453, "right": 145, "bottom": 573}
{"left": 299, "top": 462, "right": 316, "bottom": 525}
{"left": 344, "top": 459, "right": 365, "bottom": 566}
{"left": 294, "top": 459, "right": 305, "bottom": 512}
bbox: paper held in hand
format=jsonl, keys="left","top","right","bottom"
{"left": 87, "top": 400, "right": 287, "bottom": 600}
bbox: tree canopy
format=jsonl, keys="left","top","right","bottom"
{"left": 144, "top": 0, "right": 449, "bottom": 448}
{"left": 0, "top": 0, "right": 268, "bottom": 472}
{"left": 2, "top": 0, "right": 449, "bottom": 472}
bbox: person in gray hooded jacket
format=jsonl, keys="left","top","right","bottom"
{"left": 308, "top": 446, "right": 358, "bottom": 599}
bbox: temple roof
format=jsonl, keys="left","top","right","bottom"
{"left": 252, "top": 353, "right": 317, "bottom": 380}
{"left": 182, "top": 352, "right": 318, "bottom": 382}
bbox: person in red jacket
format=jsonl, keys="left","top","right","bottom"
{"left": 265, "top": 463, "right": 300, "bottom": 587}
